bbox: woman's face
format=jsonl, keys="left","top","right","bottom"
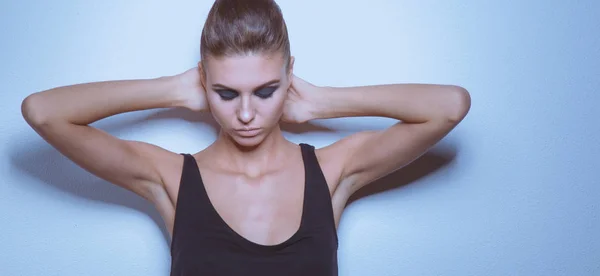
{"left": 201, "top": 52, "right": 293, "bottom": 147}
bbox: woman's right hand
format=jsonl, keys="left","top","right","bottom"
{"left": 174, "top": 66, "right": 208, "bottom": 112}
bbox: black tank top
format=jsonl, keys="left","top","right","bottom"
{"left": 170, "top": 143, "right": 338, "bottom": 275}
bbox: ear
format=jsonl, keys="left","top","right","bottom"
{"left": 287, "top": 56, "right": 295, "bottom": 79}
{"left": 198, "top": 61, "right": 207, "bottom": 89}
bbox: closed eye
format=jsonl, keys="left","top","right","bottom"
{"left": 215, "top": 86, "right": 279, "bottom": 101}
{"left": 215, "top": 89, "right": 238, "bottom": 100}
{"left": 254, "top": 86, "right": 278, "bottom": 99}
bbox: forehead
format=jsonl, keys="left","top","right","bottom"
{"left": 204, "top": 53, "right": 286, "bottom": 87}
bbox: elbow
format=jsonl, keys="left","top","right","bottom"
{"left": 445, "top": 86, "right": 471, "bottom": 124}
{"left": 21, "top": 93, "right": 51, "bottom": 127}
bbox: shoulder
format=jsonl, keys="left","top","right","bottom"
{"left": 136, "top": 144, "right": 185, "bottom": 201}
{"left": 136, "top": 144, "right": 184, "bottom": 182}
{"left": 311, "top": 130, "right": 378, "bottom": 194}
{"left": 311, "top": 137, "right": 357, "bottom": 197}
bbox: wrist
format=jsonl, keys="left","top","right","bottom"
{"left": 159, "top": 75, "right": 188, "bottom": 109}
{"left": 311, "top": 86, "right": 344, "bottom": 119}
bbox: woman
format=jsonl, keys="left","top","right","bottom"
{"left": 21, "top": 0, "right": 470, "bottom": 275}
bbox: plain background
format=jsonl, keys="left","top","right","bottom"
{"left": 1, "top": 0, "right": 599, "bottom": 275}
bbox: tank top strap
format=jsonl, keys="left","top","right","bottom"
{"left": 171, "top": 153, "right": 224, "bottom": 256}
{"left": 171, "top": 153, "right": 191, "bottom": 255}
{"left": 176, "top": 153, "right": 203, "bottom": 210}
{"left": 299, "top": 143, "right": 338, "bottom": 239}
{"left": 179, "top": 153, "right": 226, "bottom": 226}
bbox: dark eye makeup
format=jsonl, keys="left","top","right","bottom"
{"left": 215, "top": 86, "right": 278, "bottom": 101}
{"left": 254, "top": 86, "right": 278, "bottom": 99}
{"left": 216, "top": 90, "right": 238, "bottom": 100}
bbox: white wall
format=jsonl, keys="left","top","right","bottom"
{"left": 2, "top": 0, "right": 598, "bottom": 275}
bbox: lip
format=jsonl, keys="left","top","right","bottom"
{"left": 235, "top": 128, "right": 262, "bottom": 137}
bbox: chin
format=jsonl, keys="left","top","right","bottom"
{"left": 233, "top": 136, "right": 265, "bottom": 149}
{"left": 229, "top": 131, "right": 265, "bottom": 148}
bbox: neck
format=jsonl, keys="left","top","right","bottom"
{"left": 212, "top": 125, "right": 291, "bottom": 177}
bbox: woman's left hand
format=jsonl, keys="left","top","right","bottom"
{"left": 282, "top": 75, "right": 321, "bottom": 124}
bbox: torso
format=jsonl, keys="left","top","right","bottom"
{"left": 151, "top": 141, "right": 348, "bottom": 244}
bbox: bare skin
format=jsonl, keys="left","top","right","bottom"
{"left": 21, "top": 53, "right": 470, "bottom": 247}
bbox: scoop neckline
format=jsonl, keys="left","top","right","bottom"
{"left": 188, "top": 143, "right": 309, "bottom": 253}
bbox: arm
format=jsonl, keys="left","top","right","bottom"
{"left": 21, "top": 67, "right": 206, "bottom": 203}
{"left": 313, "top": 82, "right": 471, "bottom": 196}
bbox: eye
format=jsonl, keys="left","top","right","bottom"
{"left": 215, "top": 90, "right": 238, "bottom": 101}
{"left": 255, "top": 86, "right": 278, "bottom": 99}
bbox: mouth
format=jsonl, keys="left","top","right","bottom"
{"left": 235, "top": 128, "right": 262, "bottom": 137}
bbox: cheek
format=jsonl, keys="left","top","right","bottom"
{"left": 207, "top": 98, "right": 233, "bottom": 126}
{"left": 262, "top": 93, "right": 286, "bottom": 114}
{"left": 260, "top": 95, "right": 287, "bottom": 124}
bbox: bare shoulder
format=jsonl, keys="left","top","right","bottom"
{"left": 140, "top": 143, "right": 184, "bottom": 184}
{"left": 132, "top": 142, "right": 184, "bottom": 206}
{"left": 314, "top": 146, "right": 340, "bottom": 196}
{"left": 314, "top": 134, "right": 370, "bottom": 197}
{"left": 127, "top": 143, "right": 186, "bottom": 237}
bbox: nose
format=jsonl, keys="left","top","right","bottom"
{"left": 236, "top": 96, "right": 255, "bottom": 124}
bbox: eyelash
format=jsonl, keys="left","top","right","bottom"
{"left": 216, "top": 86, "right": 278, "bottom": 101}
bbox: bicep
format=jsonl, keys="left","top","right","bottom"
{"left": 31, "top": 121, "right": 168, "bottom": 202}
{"left": 326, "top": 119, "right": 459, "bottom": 196}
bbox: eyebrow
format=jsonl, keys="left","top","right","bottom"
{"left": 212, "top": 79, "right": 280, "bottom": 92}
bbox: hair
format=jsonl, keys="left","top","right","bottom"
{"left": 200, "top": 0, "right": 291, "bottom": 71}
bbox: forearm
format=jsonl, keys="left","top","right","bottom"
{"left": 312, "top": 83, "right": 470, "bottom": 123}
{"left": 22, "top": 76, "right": 184, "bottom": 126}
